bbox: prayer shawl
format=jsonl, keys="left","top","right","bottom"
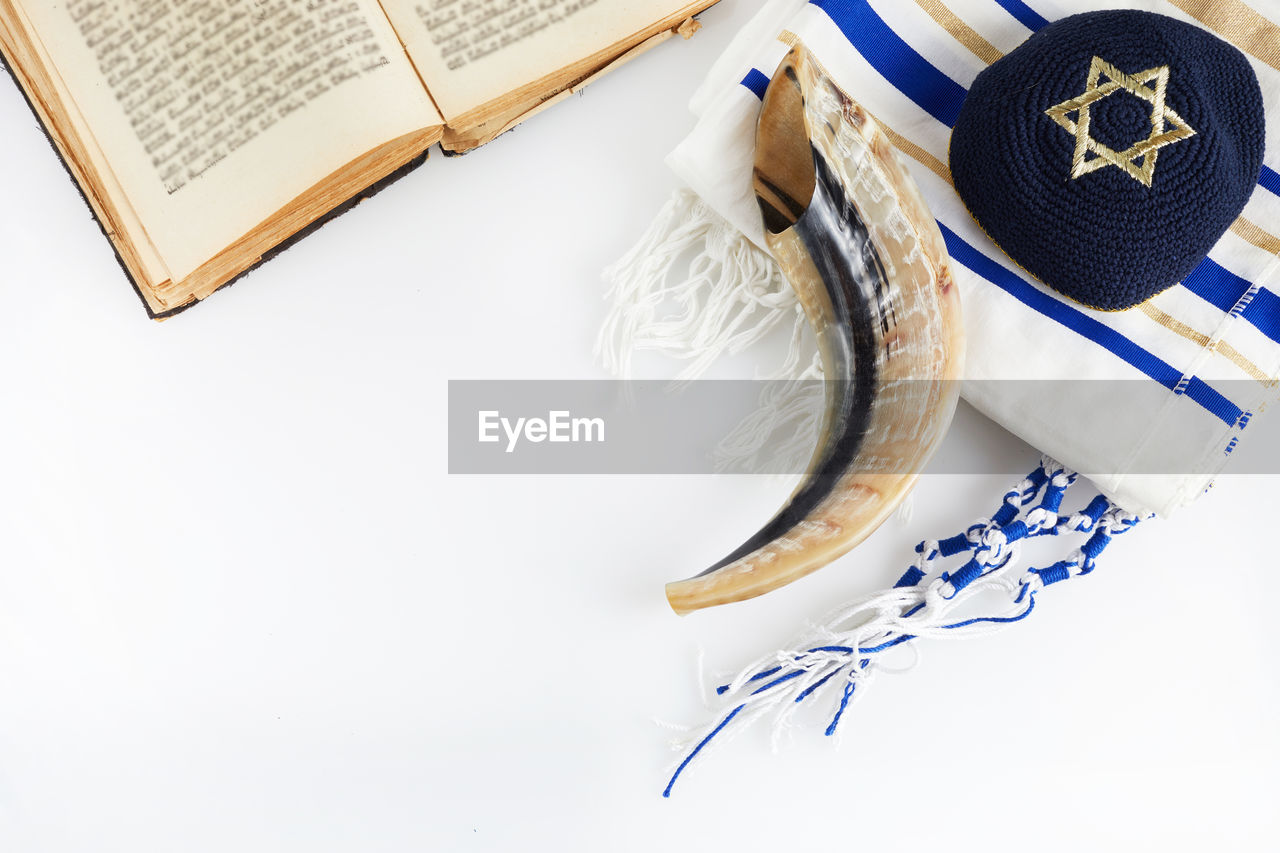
{"left": 599, "top": 0, "right": 1280, "bottom": 794}
{"left": 604, "top": 0, "right": 1280, "bottom": 518}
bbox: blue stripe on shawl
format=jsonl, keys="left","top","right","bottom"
{"left": 940, "top": 224, "right": 1243, "bottom": 426}
{"left": 809, "top": 0, "right": 968, "bottom": 127}
{"left": 741, "top": 68, "right": 771, "bottom": 99}
{"left": 991, "top": 0, "right": 1050, "bottom": 31}
{"left": 1183, "top": 260, "right": 1280, "bottom": 345}
{"left": 1259, "top": 165, "right": 1280, "bottom": 198}
{"left": 1182, "top": 260, "right": 1254, "bottom": 313}
{"left": 1243, "top": 288, "right": 1280, "bottom": 344}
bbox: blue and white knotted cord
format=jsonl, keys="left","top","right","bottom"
{"left": 663, "top": 456, "right": 1147, "bottom": 797}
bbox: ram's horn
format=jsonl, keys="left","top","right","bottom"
{"left": 665, "top": 45, "right": 964, "bottom": 615}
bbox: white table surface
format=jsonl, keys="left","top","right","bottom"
{"left": 1, "top": 2, "right": 1276, "bottom": 849}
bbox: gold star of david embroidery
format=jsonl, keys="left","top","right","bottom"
{"left": 1045, "top": 56, "right": 1197, "bottom": 187}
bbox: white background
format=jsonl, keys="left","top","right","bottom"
{"left": 0, "top": 1, "right": 1276, "bottom": 849}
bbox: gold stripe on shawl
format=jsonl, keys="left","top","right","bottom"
{"left": 909, "top": 0, "right": 1004, "bottom": 64}
{"left": 1140, "top": 303, "right": 1277, "bottom": 384}
{"left": 1230, "top": 217, "right": 1280, "bottom": 256}
{"left": 1167, "top": 0, "right": 1280, "bottom": 73}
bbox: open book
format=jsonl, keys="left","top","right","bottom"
{"left": 0, "top": 0, "right": 717, "bottom": 317}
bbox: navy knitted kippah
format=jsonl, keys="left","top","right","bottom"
{"left": 950, "top": 10, "right": 1265, "bottom": 311}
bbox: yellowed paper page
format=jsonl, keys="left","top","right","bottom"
{"left": 15, "top": 0, "right": 443, "bottom": 282}
{"left": 380, "top": 0, "right": 703, "bottom": 120}
{"left": 5, "top": 0, "right": 167, "bottom": 286}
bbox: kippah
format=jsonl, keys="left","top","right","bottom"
{"left": 950, "top": 10, "right": 1265, "bottom": 311}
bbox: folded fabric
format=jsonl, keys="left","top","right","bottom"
{"left": 606, "top": 0, "right": 1280, "bottom": 517}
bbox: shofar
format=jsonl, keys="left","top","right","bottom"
{"left": 666, "top": 45, "right": 965, "bottom": 615}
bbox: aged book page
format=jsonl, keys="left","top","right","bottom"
{"left": 12, "top": 0, "right": 443, "bottom": 283}
{"left": 2, "top": 0, "right": 168, "bottom": 286}
{"left": 379, "top": 0, "right": 712, "bottom": 125}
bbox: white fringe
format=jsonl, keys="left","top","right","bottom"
{"left": 599, "top": 189, "right": 831, "bottom": 475}
{"left": 894, "top": 493, "right": 916, "bottom": 526}
{"left": 711, "top": 376, "right": 824, "bottom": 475}
{"left": 597, "top": 189, "right": 807, "bottom": 382}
